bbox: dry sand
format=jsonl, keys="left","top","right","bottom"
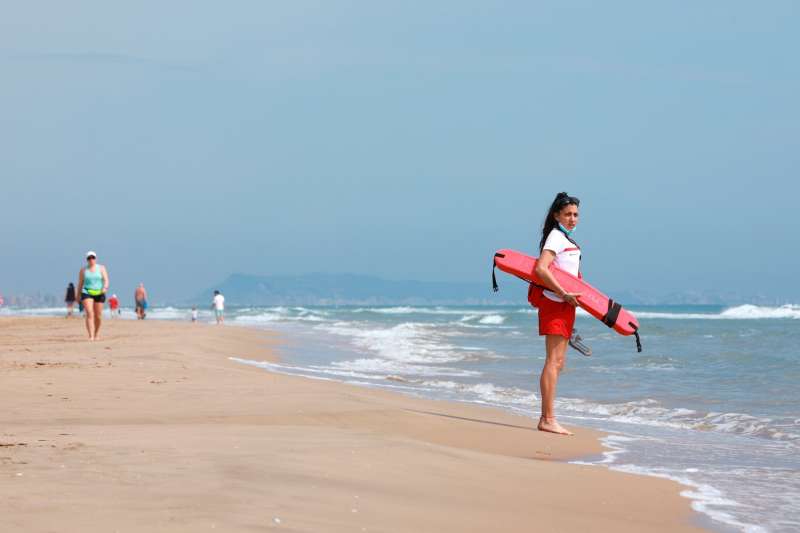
{"left": 0, "top": 317, "right": 707, "bottom": 532}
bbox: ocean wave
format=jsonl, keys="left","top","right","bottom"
{"left": 420, "top": 380, "right": 537, "bottom": 405}
{"left": 0, "top": 306, "right": 66, "bottom": 316}
{"left": 329, "top": 359, "right": 481, "bottom": 377}
{"left": 365, "top": 369, "right": 800, "bottom": 445}
{"left": 234, "top": 306, "right": 329, "bottom": 323}
{"left": 351, "top": 306, "right": 502, "bottom": 316}
{"left": 478, "top": 314, "right": 506, "bottom": 325}
{"left": 142, "top": 306, "right": 196, "bottom": 320}
{"left": 719, "top": 304, "right": 800, "bottom": 319}
{"left": 559, "top": 398, "right": 800, "bottom": 444}
{"left": 605, "top": 461, "right": 766, "bottom": 533}
{"left": 230, "top": 357, "right": 478, "bottom": 382}
{"left": 636, "top": 304, "right": 800, "bottom": 320}
{"left": 412, "top": 381, "right": 799, "bottom": 444}
{"left": 318, "top": 321, "right": 473, "bottom": 364}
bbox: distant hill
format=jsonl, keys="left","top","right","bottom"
{"left": 190, "top": 273, "right": 517, "bottom": 306}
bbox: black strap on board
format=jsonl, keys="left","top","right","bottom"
{"left": 603, "top": 300, "right": 643, "bottom": 352}
{"left": 602, "top": 299, "right": 622, "bottom": 327}
{"left": 491, "top": 253, "right": 505, "bottom": 292}
{"left": 492, "top": 252, "right": 538, "bottom": 291}
{"left": 631, "top": 325, "right": 642, "bottom": 352}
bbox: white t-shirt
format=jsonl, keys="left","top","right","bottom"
{"left": 213, "top": 294, "right": 225, "bottom": 310}
{"left": 541, "top": 229, "right": 581, "bottom": 302}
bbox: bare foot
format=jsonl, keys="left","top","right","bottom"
{"left": 538, "top": 416, "right": 573, "bottom": 436}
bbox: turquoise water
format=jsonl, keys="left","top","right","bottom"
{"left": 7, "top": 303, "right": 799, "bottom": 531}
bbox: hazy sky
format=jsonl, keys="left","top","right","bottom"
{"left": 2, "top": 1, "right": 798, "bottom": 302}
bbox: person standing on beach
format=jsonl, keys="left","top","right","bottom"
{"left": 65, "top": 282, "right": 76, "bottom": 317}
{"left": 77, "top": 251, "right": 109, "bottom": 341}
{"left": 191, "top": 306, "right": 198, "bottom": 323}
{"left": 212, "top": 290, "right": 225, "bottom": 324}
{"left": 530, "top": 192, "right": 582, "bottom": 436}
{"left": 134, "top": 283, "right": 148, "bottom": 320}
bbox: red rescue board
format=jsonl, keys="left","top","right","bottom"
{"left": 492, "top": 249, "right": 641, "bottom": 351}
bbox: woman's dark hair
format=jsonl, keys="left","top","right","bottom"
{"left": 539, "top": 192, "right": 580, "bottom": 251}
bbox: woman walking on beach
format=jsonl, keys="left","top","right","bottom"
{"left": 531, "top": 192, "right": 582, "bottom": 436}
{"left": 65, "top": 282, "right": 76, "bottom": 317}
{"left": 77, "top": 251, "right": 109, "bottom": 341}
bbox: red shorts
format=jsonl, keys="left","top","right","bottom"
{"left": 536, "top": 293, "right": 576, "bottom": 338}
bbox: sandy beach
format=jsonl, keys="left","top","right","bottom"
{"left": 0, "top": 317, "right": 705, "bottom": 532}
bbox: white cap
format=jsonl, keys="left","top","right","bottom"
{"left": 86, "top": 250, "right": 97, "bottom": 259}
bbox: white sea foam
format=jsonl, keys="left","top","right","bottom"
{"left": 234, "top": 306, "right": 329, "bottom": 324}
{"left": 719, "top": 304, "right": 800, "bottom": 319}
{"left": 229, "top": 358, "right": 342, "bottom": 383}
{"left": 142, "top": 306, "right": 195, "bottom": 320}
{"left": 571, "top": 434, "right": 789, "bottom": 532}
{"left": 636, "top": 304, "right": 800, "bottom": 320}
{"left": 369, "top": 371, "right": 800, "bottom": 445}
{"left": 478, "top": 314, "right": 506, "bottom": 325}
{"left": 558, "top": 398, "right": 800, "bottom": 444}
{"left": 0, "top": 306, "right": 67, "bottom": 316}
{"left": 229, "top": 358, "right": 478, "bottom": 388}
{"left": 318, "top": 322, "right": 471, "bottom": 364}
{"left": 420, "top": 380, "right": 537, "bottom": 405}
{"left": 329, "top": 358, "right": 480, "bottom": 378}
{"left": 400, "top": 380, "right": 799, "bottom": 444}
{"left": 610, "top": 464, "right": 767, "bottom": 533}
{"left": 533, "top": 303, "right": 800, "bottom": 320}
{"left": 351, "top": 306, "right": 501, "bottom": 316}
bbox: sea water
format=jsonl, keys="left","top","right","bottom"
{"left": 7, "top": 303, "right": 799, "bottom": 531}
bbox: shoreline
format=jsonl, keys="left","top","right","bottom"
{"left": 0, "top": 317, "right": 707, "bottom": 532}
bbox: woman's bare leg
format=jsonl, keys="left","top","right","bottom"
{"left": 538, "top": 334, "right": 572, "bottom": 435}
{"left": 83, "top": 299, "right": 95, "bottom": 340}
{"left": 93, "top": 301, "right": 104, "bottom": 340}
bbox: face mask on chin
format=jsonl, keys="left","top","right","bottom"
{"left": 558, "top": 223, "right": 574, "bottom": 236}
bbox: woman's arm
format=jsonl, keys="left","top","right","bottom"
{"left": 102, "top": 266, "right": 109, "bottom": 293}
{"left": 77, "top": 269, "right": 85, "bottom": 298}
{"left": 534, "top": 250, "right": 581, "bottom": 306}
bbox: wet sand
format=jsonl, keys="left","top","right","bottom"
{"left": 0, "top": 317, "right": 706, "bottom": 532}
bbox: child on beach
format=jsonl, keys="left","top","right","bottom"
{"left": 191, "top": 306, "right": 198, "bottom": 323}
{"left": 108, "top": 294, "right": 120, "bottom": 317}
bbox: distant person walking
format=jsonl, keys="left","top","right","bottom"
{"left": 108, "top": 294, "right": 120, "bottom": 317}
{"left": 191, "top": 306, "right": 198, "bottom": 323}
{"left": 212, "top": 290, "right": 225, "bottom": 324}
{"left": 65, "top": 282, "right": 76, "bottom": 317}
{"left": 134, "top": 283, "right": 148, "bottom": 320}
{"left": 77, "top": 251, "right": 109, "bottom": 341}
